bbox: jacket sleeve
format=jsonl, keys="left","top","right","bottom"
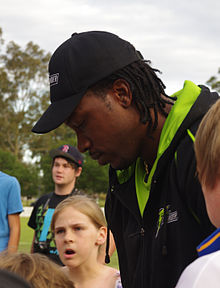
{"left": 175, "top": 126, "right": 215, "bottom": 235}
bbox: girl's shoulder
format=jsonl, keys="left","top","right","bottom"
{"left": 114, "top": 271, "right": 122, "bottom": 288}
{"left": 107, "top": 268, "right": 123, "bottom": 288}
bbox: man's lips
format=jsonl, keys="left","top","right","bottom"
{"left": 89, "top": 151, "right": 111, "bottom": 166}
{"left": 55, "top": 175, "right": 63, "bottom": 179}
{"left": 89, "top": 151, "right": 102, "bottom": 160}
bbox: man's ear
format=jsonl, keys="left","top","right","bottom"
{"left": 112, "top": 79, "right": 132, "bottom": 108}
{"left": 95, "top": 226, "right": 107, "bottom": 246}
{"left": 75, "top": 166, "right": 82, "bottom": 177}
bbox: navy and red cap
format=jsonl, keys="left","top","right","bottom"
{"left": 49, "top": 144, "right": 84, "bottom": 167}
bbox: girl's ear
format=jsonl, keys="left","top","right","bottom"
{"left": 95, "top": 226, "right": 107, "bottom": 246}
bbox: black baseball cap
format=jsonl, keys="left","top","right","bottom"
{"left": 32, "top": 31, "right": 141, "bottom": 134}
{"left": 49, "top": 144, "right": 84, "bottom": 167}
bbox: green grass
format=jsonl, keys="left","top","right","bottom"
{"left": 19, "top": 217, "right": 34, "bottom": 252}
{"left": 19, "top": 217, "right": 119, "bottom": 269}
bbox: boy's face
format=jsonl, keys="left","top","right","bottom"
{"left": 52, "top": 157, "right": 80, "bottom": 186}
{"left": 201, "top": 175, "right": 220, "bottom": 228}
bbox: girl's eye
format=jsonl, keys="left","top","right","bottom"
{"left": 56, "top": 229, "right": 64, "bottom": 234}
{"left": 74, "top": 226, "right": 82, "bottom": 231}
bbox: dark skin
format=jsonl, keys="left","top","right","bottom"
{"left": 66, "top": 79, "right": 172, "bottom": 170}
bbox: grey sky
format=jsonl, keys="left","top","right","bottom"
{"left": 1, "top": 0, "right": 220, "bottom": 94}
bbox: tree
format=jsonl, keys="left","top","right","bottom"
{"left": 78, "top": 154, "right": 109, "bottom": 194}
{"left": 0, "top": 148, "right": 40, "bottom": 197}
{"left": 206, "top": 68, "right": 220, "bottom": 93}
{"left": 0, "top": 27, "right": 51, "bottom": 160}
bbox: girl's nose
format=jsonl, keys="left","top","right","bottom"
{"left": 64, "top": 230, "right": 74, "bottom": 243}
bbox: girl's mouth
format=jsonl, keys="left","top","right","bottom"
{"left": 64, "top": 249, "right": 75, "bottom": 258}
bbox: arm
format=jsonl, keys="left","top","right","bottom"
{"left": 30, "top": 233, "right": 36, "bottom": 253}
{"left": 27, "top": 198, "right": 42, "bottom": 253}
{"left": 107, "top": 230, "right": 116, "bottom": 257}
{"left": 7, "top": 213, "right": 21, "bottom": 253}
{"left": 175, "top": 126, "right": 215, "bottom": 236}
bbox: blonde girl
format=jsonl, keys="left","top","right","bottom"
{"left": 51, "top": 194, "right": 122, "bottom": 288}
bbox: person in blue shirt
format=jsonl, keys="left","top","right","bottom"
{"left": 0, "top": 171, "right": 23, "bottom": 253}
{"left": 176, "top": 99, "right": 220, "bottom": 287}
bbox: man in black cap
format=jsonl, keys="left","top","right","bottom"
{"left": 32, "top": 31, "right": 219, "bottom": 287}
{"left": 28, "top": 144, "right": 83, "bottom": 265}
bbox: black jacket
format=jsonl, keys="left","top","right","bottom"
{"left": 105, "top": 82, "right": 219, "bottom": 288}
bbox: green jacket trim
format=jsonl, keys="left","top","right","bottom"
{"left": 187, "top": 129, "right": 196, "bottom": 142}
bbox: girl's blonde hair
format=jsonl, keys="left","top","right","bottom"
{"left": 194, "top": 98, "right": 220, "bottom": 188}
{"left": 51, "top": 194, "right": 106, "bottom": 232}
{"left": 0, "top": 252, "right": 75, "bottom": 288}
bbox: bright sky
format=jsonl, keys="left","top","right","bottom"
{"left": 1, "top": 0, "right": 220, "bottom": 94}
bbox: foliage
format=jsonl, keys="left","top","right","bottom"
{"left": 78, "top": 154, "right": 109, "bottom": 194}
{"left": 0, "top": 149, "right": 40, "bottom": 197}
{"left": 0, "top": 28, "right": 51, "bottom": 160}
{"left": 206, "top": 68, "right": 220, "bottom": 93}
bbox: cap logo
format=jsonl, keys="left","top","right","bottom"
{"left": 49, "top": 73, "right": 59, "bottom": 86}
{"left": 62, "top": 145, "right": 69, "bottom": 152}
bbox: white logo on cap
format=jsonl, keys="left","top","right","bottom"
{"left": 49, "top": 73, "right": 59, "bottom": 86}
{"left": 62, "top": 145, "right": 69, "bottom": 152}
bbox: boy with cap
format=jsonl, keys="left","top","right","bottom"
{"left": 32, "top": 31, "right": 219, "bottom": 287}
{"left": 28, "top": 144, "right": 83, "bottom": 265}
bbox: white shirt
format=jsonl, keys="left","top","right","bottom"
{"left": 176, "top": 250, "right": 220, "bottom": 287}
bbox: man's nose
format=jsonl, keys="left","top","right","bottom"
{"left": 56, "top": 165, "right": 64, "bottom": 172}
{"left": 76, "top": 132, "right": 91, "bottom": 153}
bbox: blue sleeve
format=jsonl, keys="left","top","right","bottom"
{"left": 7, "top": 177, "right": 23, "bottom": 215}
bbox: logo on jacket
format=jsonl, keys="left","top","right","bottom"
{"left": 155, "top": 205, "right": 179, "bottom": 238}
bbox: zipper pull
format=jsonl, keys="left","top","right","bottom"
{"left": 129, "top": 227, "right": 145, "bottom": 238}
{"left": 162, "top": 245, "right": 167, "bottom": 256}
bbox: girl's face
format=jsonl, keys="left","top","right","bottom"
{"left": 54, "top": 206, "right": 106, "bottom": 268}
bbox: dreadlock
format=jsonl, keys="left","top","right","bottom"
{"left": 90, "top": 59, "right": 176, "bottom": 131}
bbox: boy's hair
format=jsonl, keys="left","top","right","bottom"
{"left": 52, "top": 156, "right": 79, "bottom": 170}
{"left": 0, "top": 252, "right": 75, "bottom": 288}
{"left": 51, "top": 194, "right": 106, "bottom": 232}
{"left": 194, "top": 99, "right": 220, "bottom": 188}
